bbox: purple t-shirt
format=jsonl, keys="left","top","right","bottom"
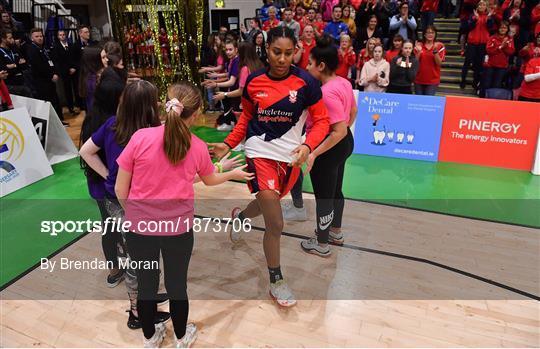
{"left": 91, "top": 116, "right": 124, "bottom": 197}
{"left": 227, "top": 56, "right": 240, "bottom": 91}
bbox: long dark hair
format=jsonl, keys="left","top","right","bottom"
{"left": 78, "top": 45, "right": 102, "bottom": 98}
{"left": 310, "top": 34, "right": 339, "bottom": 72}
{"left": 239, "top": 42, "right": 264, "bottom": 73}
{"left": 114, "top": 80, "right": 161, "bottom": 147}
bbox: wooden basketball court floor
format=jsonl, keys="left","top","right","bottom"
{"left": 1, "top": 180, "right": 539, "bottom": 347}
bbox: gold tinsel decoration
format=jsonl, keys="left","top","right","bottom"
{"left": 110, "top": 0, "right": 204, "bottom": 99}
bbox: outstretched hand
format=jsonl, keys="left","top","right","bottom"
{"left": 208, "top": 142, "right": 231, "bottom": 160}
{"left": 289, "top": 144, "right": 310, "bottom": 167}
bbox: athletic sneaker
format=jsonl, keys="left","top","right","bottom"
{"left": 281, "top": 201, "right": 307, "bottom": 221}
{"left": 127, "top": 310, "right": 171, "bottom": 330}
{"left": 229, "top": 207, "right": 243, "bottom": 243}
{"left": 269, "top": 280, "right": 297, "bottom": 307}
{"left": 300, "top": 237, "right": 331, "bottom": 257}
{"left": 217, "top": 122, "right": 234, "bottom": 131}
{"left": 328, "top": 230, "right": 344, "bottom": 245}
{"left": 106, "top": 269, "right": 125, "bottom": 288}
{"left": 175, "top": 322, "right": 198, "bottom": 348}
{"left": 143, "top": 322, "right": 166, "bottom": 348}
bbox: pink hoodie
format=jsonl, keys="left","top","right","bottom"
{"left": 359, "top": 58, "right": 390, "bottom": 92}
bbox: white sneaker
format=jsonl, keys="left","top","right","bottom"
{"left": 175, "top": 323, "right": 197, "bottom": 348}
{"left": 281, "top": 201, "right": 307, "bottom": 221}
{"left": 217, "top": 122, "right": 234, "bottom": 131}
{"left": 269, "top": 280, "right": 297, "bottom": 307}
{"left": 329, "top": 230, "right": 344, "bottom": 245}
{"left": 300, "top": 237, "right": 331, "bottom": 257}
{"left": 143, "top": 322, "right": 166, "bottom": 348}
{"left": 229, "top": 207, "right": 243, "bottom": 243}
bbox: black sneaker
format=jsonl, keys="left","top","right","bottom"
{"left": 106, "top": 269, "right": 125, "bottom": 288}
{"left": 127, "top": 310, "right": 171, "bottom": 330}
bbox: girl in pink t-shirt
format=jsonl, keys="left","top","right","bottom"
{"left": 301, "top": 36, "right": 356, "bottom": 257}
{"left": 115, "top": 82, "right": 252, "bottom": 348}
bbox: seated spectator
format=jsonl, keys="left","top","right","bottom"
{"left": 358, "top": 43, "right": 390, "bottom": 92}
{"left": 357, "top": 15, "right": 383, "bottom": 51}
{"left": 389, "top": 2, "right": 417, "bottom": 42}
{"left": 263, "top": 6, "right": 281, "bottom": 32}
{"left": 324, "top": 5, "right": 349, "bottom": 45}
{"left": 301, "top": 7, "right": 326, "bottom": 36}
{"left": 0, "top": 29, "right": 31, "bottom": 97}
{"left": 518, "top": 56, "right": 540, "bottom": 102}
{"left": 388, "top": 40, "right": 419, "bottom": 94}
{"left": 480, "top": 21, "right": 514, "bottom": 97}
{"left": 336, "top": 34, "right": 356, "bottom": 81}
{"left": 294, "top": 24, "right": 316, "bottom": 69}
{"left": 386, "top": 34, "right": 404, "bottom": 62}
{"left": 280, "top": 7, "right": 301, "bottom": 39}
{"left": 414, "top": 25, "right": 445, "bottom": 95}
{"left": 342, "top": 5, "right": 357, "bottom": 38}
{"left": 252, "top": 31, "right": 268, "bottom": 66}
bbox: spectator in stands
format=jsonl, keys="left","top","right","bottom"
{"left": 355, "top": 0, "right": 378, "bottom": 31}
{"left": 294, "top": 24, "right": 316, "bottom": 69}
{"left": 388, "top": 40, "right": 419, "bottom": 94}
{"left": 294, "top": 5, "right": 306, "bottom": 22}
{"left": 0, "top": 29, "right": 31, "bottom": 97}
{"left": 357, "top": 15, "right": 383, "bottom": 51}
{"left": 200, "top": 33, "right": 226, "bottom": 111}
{"left": 342, "top": 5, "right": 357, "bottom": 38}
{"left": 414, "top": 25, "right": 445, "bottom": 95}
{"left": 386, "top": 34, "right": 404, "bottom": 62}
{"left": 389, "top": 2, "right": 417, "bottom": 42}
{"left": 280, "top": 8, "right": 301, "bottom": 39}
{"left": 253, "top": 30, "right": 269, "bottom": 66}
{"left": 377, "top": 0, "right": 396, "bottom": 43}
{"left": 0, "top": 11, "right": 23, "bottom": 41}
{"left": 336, "top": 34, "right": 356, "bottom": 81}
{"left": 261, "top": 0, "right": 280, "bottom": 22}
{"left": 311, "top": 0, "right": 320, "bottom": 12}
{"left": 52, "top": 30, "right": 80, "bottom": 115}
{"left": 531, "top": 3, "right": 540, "bottom": 37}
{"left": 421, "top": 0, "right": 440, "bottom": 32}
{"left": 460, "top": 0, "right": 495, "bottom": 90}
{"left": 518, "top": 55, "right": 540, "bottom": 102}
{"left": 303, "top": 0, "right": 314, "bottom": 8}
{"left": 241, "top": 18, "right": 262, "bottom": 43}
{"left": 503, "top": 0, "right": 530, "bottom": 50}
{"left": 519, "top": 32, "right": 540, "bottom": 71}
{"left": 78, "top": 45, "right": 102, "bottom": 114}
{"left": 301, "top": 7, "right": 325, "bottom": 36}
{"left": 480, "top": 21, "right": 515, "bottom": 97}
{"left": 263, "top": 6, "right": 281, "bottom": 32}
{"left": 321, "top": 0, "right": 340, "bottom": 22}
{"left": 356, "top": 37, "right": 380, "bottom": 83}
{"left": 27, "top": 28, "right": 64, "bottom": 124}
{"left": 73, "top": 25, "right": 94, "bottom": 110}
{"left": 358, "top": 43, "right": 390, "bottom": 92}
{"left": 324, "top": 5, "right": 350, "bottom": 45}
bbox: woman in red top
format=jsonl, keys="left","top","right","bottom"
{"left": 503, "top": 0, "right": 529, "bottom": 49}
{"left": 519, "top": 32, "right": 540, "bottom": 73}
{"left": 293, "top": 24, "right": 316, "bottom": 69}
{"left": 263, "top": 6, "right": 281, "bottom": 32}
{"left": 518, "top": 56, "right": 540, "bottom": 102}
{"left": 460, "top": 0, "right": 495, "bottom": 90}
{"left": 531, "top": 3, "right": 540, "bottom": 37}
{"left": 356, "top": 37, "right": 379, "bottom": 87}
{"left": 414, "top": 25, "right": 445, "bottom": 95}
{"left": 385, "top": 34, "right": 403, "bottom": 63}
{"left": 480, "top": 21, "right": 515, "bottom": 97}
{"left": 336, "top": 34, "right": 356, "bottom": 81}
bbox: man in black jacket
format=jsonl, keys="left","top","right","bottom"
{"left": 27, "top": 27, "right": 65, "bottom": 124}
{"left": 0, "top": 29, "right": 31, "bottom": 97}
{"left": 52, "top": 29, "right": 79, "bottom": 115}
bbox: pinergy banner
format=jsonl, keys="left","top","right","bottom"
{"left": 353, "top": 92, "right": 446, "bottom": 162}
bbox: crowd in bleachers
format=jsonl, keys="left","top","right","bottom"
{"left": 200, "top": 0, "right": 540, "bottom": 105}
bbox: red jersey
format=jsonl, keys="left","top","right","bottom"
{"left": 336, "top": 48, "right": 356, "bottom": 79}
{"left": 300, "top": 18, "right": 326, "bottom": 36}
{"left": 356, "top": 49, "right": 371, "bottom": 71}
{"left": 468, "top": 13, "right": 491, "bottom": 45}
{"left": 519, "top": 43, "right": 540, "bottom": 73}
{"left": 297, "top": 39, "right": 316, "bottom": 70}
{"left": 531, "top": 4, "right": 540, "bottom": 35}
{"left": 263, "top": 19, "right": 280, "bottom": 32}
{"left": 486, "top": 34, "right": 515, "bottom": 68}
{"left": 520, "top": 57, "right": 540, "bottom": 99}
{"left": 421, "top": 0, "right": 440, "bottom": 12}
{"left": 385, "top": 48, "right": 400, "bottom": 63}
{"left": 415, "top": 42, "right": 445, "bottom": 85}
{"left": 224, "top": 66, "right": 329, "bottom": 163}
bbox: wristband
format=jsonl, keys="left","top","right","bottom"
{"left": 301, "top": 143, "right": 312, "bottom": 153}
{"left": 214, "top": 162, "right": 224, "bottom": 173}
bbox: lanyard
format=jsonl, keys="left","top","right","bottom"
{"left": 0, "top": 47, "right": 14, "bottom": 62}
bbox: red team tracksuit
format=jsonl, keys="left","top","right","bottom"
{"left": 224, "top": 66, "right": 329, "bottom": 197}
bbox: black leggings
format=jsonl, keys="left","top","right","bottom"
{"left": 126, "top": 231, "right": 194, "bottom": 340}
{"left": 97, "top": 199, "right": 122, "bottom": 270}
{"left": 461, "top": 43, "right": 486, "bottom": 88}
{"left": 310, "top": 129, "right": 354, "bottom": 244}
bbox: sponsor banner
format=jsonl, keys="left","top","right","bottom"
{"left": 11, "top": 94, "right": 78, "bottom": 165}
{"left": 0, "top": 108, "right": 53, "bottom": 197}
{"left": 353, "top": 92, "right": 446, "bottom": 162}
{"left": 439, "top": 96, "right": 540, "bottom": 171}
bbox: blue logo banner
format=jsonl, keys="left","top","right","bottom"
{"left": 353, "top": 92, "right": 446, "bottom": 162}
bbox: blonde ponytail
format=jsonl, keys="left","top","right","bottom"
{"left": 163, "top": 82, "right": 202, "bottom": 165}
